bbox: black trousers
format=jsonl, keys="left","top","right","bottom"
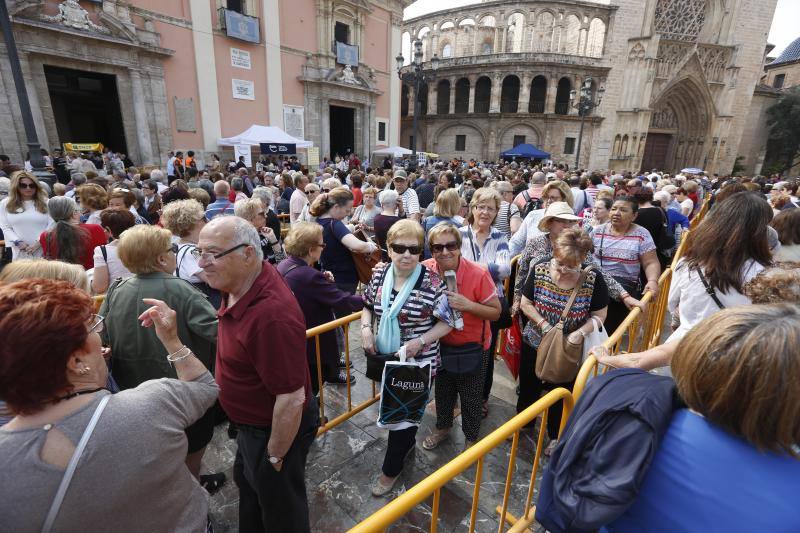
{"left": 382, "top": 426, "right": 418, "bottom": 478}
{"left": 516, "top": 341, "right": 573, "bottom": 440}
{"left": 483, "top": 322, "right": 501, "bottom": 401}
{"left": 233, "top": 402, "right": 320, "bottom": 533}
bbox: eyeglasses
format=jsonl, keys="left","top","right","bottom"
{"left": 545, "top": 195, "right": 563, "bottom": 203}
{"left": 18, "top": 182, "right": 36, "bottom": 190}
{"left": 551, "top": 258, "right": 581, "bottom": 274}
{"left": 322, "top": 188, "right": 331, "bottom": 193}
{"left": 191, "top": 242, "right": 248, "bottom": 262}
{"left": 430, "top": 241, "right": 459, "bottom": 253}
{"left": 166, "top": 243, "right": 179, "bottom": 254}
{"left": 88, "top": 314, "right": 105, "bottom": 334}
{"left": 389, "top": 244, "right": 422, "bottom": 255}
{"left": 316, "top": 241, "right": 326, "bottom": 249}
{"left": 473, "top": 204, "right": 497, "bottom": 213}
{"left": 256, "top": 211, "right": 266, "bottom": 217}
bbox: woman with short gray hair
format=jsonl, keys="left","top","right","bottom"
{"left": 39, "top": 196, "right": 107, "bottom": 270}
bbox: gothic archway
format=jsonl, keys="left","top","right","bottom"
{"left": 643, "top": 76, "right": 712, "bottom": 172}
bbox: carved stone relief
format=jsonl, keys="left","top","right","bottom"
{"left": 653, "top": 0, "right": 706, "bottom": 42}
{"left": 42, "top": 0, "right": 109, "bottom": 34}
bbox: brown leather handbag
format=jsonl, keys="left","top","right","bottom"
{"left": 351, "top": 229, "right": 382, "bottom": 284}
{"left": 535, "top": 266, "right": 592, "bottom": 384}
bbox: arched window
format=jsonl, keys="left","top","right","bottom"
{"left": 529, "top": 75, "right": 547, "bottom": 113}
{"left": 474, "top": 76, "right": 491, "bottom": 113}
{"left": 586, "top": 19, "right": 606, "bottom": 57}
{"left": 562, "top": 15, "right": 581, "bottom": 55}
{"left": 500, "top": 75, "right": 520, "bottom": 113}
{"left": 621, "top": 135, "right": 629, "bottom": 157}
{"left": 437, "top": 79, "right": 451, "bottom": 114}
{"left": 555, "top": 77, "right": 571, "bottom": 115}
{"left": 654, "top": 0, "right": 707, "bottom": 41}
{"left": 455, "top": 78, "right": 470, "bottom": 113}
{"left": 533, "top": 12, "right": 555, "bottom": 52}
{"left": 613, "top": 135, "right": 622, "bottom": 156}
{"left": 401, "top": 85, "right": 409, "bottom": 117}
{"left": 442, "top": 43, "right": 453, "bottom": 58}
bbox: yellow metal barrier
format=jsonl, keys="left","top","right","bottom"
{"left": 350, "top": 388, "right": 574, "bottom": 533}
{"left": 305, "top": 312, "right": 381, "bottom": 436}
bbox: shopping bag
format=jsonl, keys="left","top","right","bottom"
{"left": 377, "top": 349, "right": 432, "bottom": 430}
{"left": 581, "top": 317, "right": 609, "bottom": 365}
{"left": 500, "top": 318, "right": 522, "bottom": 379}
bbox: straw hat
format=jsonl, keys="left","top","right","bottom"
{"left": 538, "top": 201, "right": 581, "bottom": 232}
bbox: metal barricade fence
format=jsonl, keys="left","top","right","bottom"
{"left": 349, "top": 388, "right": 574, "bottom": 533}
{"left": 304, "top": 311, "right": 381, "bottom": 436}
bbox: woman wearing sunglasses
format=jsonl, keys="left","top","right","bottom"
{"left": 97, "top": 225, "right": 223, "bottom": 489}
{"left": 361, "top": 220, "right": 453, "bottom": 496}
{"left": 519, "top": 228, "right": 609, "bottom": 455}
{"left": 0, "top": 171, "right": 50, "bottom": 260}
{"left": 420, "top": 223, "right": 501, "bottom": 451}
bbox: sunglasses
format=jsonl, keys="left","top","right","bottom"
{"left": 18, "top": 182, "right": 37, "bottom": 190}
{"left": 430, "top": 241, "right": 459, "bottom": 253}
{"left": 390, "top": 244, "right": 422, "bottom": 255}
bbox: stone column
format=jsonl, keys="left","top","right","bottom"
{"left": 468, "top": 76, "right": 476, "bottom": 113}
{"left": 129, "top": 69, "right": 154, "bottom": 165}
{"left": 493, "top": 27, "right": 501, "bottom": 53}
{"left": 428, "top": 83, "right": 437, "bottom": 115}
{"left": 449, "top": 77, "right": 456, "bottom": 114}
{"left": 518, "top": 74, "right": 531, "bottom": 113}
{"left": 489, "top": 73, "right": 501, "bottom": 113}
{"left": 320, "top": 98, "right": 330, "bottom": 159}
{"left": 546, "top": 76, "right": 558, "bottom": 114}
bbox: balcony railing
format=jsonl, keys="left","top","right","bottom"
{"left": 529, "top": 101, "right": 546, "bottom": 114}
{"left": 554, "top": 102, "right": 570, "bottom": 115}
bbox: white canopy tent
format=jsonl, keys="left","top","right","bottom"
{"left": 372, "top": 146, "right": 413, "bottom": 158}
{"left": 217, "top": 125, "right": 313, "bottom": 148}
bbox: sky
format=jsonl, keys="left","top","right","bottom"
{"left": 404, "top": 0, "right": 799, "bottom": 57}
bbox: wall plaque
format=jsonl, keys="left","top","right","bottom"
{"left": 173, "top": 97, "right": 196, "bottom": 132}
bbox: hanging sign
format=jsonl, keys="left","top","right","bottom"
{"left": 260, "top": 143, "right": 297, "bottom": 154}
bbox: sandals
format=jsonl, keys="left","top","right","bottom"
{"left": 200, "top": 472, "right": 227, "bottom": 494}
{"left": 422, "top": 429, "right": 451, "bottom": 450}
{"left": 370, "top": 474, "right": 400, "bottom": 497}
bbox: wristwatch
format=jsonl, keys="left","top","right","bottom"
{"left": 268, "top": 455, "right": 283, "bottom": 465}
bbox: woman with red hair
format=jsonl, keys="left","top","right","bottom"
{"left": 0, "top": 279, "right": 218, "bottom": 532}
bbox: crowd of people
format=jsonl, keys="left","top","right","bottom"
{"left": 0, "top": 148, "right": 798, "bottom": 532}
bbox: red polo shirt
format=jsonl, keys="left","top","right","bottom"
{"left": 422, "top": 257, "right": 497, "bottom": 350}
{"left": 216, "top": 261, "right": 310, "bottom": 426}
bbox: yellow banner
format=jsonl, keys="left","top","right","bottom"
{"left": 63, "top": 143, "right": 104, "bottom": 152}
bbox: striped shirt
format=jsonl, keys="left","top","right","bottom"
{"left": 590, "top": 223, "right": 656, "bottom": 282}
{"left": 362, "top": 264, "right": 448, "bottom": 371}
{"left": 459, "top": 225, "right": 511, "bottom": 291}
{"left": 493, "top": 201, "right": 521, "bottom": 239}
{"left": 398, "top": 188, "right": 420, "bottom": 216}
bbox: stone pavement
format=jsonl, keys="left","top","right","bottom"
{"left": 202, "top": 321, "right": 547, "bottom": 532}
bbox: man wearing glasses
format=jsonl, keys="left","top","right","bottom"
{"left": 195, "top": 216, "right": 318, "bottom": 532}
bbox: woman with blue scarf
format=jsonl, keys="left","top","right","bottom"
{"left": 361, "top": 219, "right": 453, "bottom": 497}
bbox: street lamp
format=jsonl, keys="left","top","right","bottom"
{"left": 569, "top": 78, "right": 605, "bottom": 170}
{"left": 396, "top": 39, "right": 438, "bottom": 170}
{"left": 0, "top": 1, "right": 54, "bottom": 187}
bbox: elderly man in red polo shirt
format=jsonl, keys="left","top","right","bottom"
{"left": 196, "top": 215, "right": 319, "bottom": 533}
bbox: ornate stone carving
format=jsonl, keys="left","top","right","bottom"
{"left": 697, "top": 45, "right": 732, "bottom": 83}
{"left": 338, "top": 65, "right": 358, "bottom": 85}
{"left": 628, "top": 43, "right": 645, "bottom": 62}
{"left": 653, "top": 0, "right": 706, "bottom": 42}
{"left": 650, "top": 104, "right": 677, "bottom": 129}
{"left": 42, "top": 0, "right": 109, "bottom": 34}
{"left": 655, "top": 40, "right": 692, "bottom": 79}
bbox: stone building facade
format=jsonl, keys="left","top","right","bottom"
{"left": 0, "top": 0, "right": 410, "bottom": 166}
{"left": 401, "top": 0, "right": 779, "bottom": 175}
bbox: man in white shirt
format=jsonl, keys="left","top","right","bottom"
{"left": 392, "top": 170, "right": 420, "bottom": 222}
{"left": 289, "top": 173, "right": 309, "bottom": 224}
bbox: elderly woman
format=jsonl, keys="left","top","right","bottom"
{"left": 351, "top": 186, "right": 381, "bottom": 239}
{"left": 78, "top": 183, "right": 109, "bottom": 225}
{"left": 160, "top": 199, "right": 221, "bottom": 309}
{"left": 509, "top": 180, "right": 574, "bottom": 256}
{"left": 0, "top": 171, "right": 51, "bottom": 260}
{"left": 108, "top": 188, "right": 147, "bottom": 225}
{"left": 374, "top": 188, "right": 403, "bottom": 260}
{"left": 420, "top": 223, "right": 501, "bottom": 450}
{"left": 234, "top": 198, "right": 283, "bottom": 264}
{"left": 251, "top": 186, "right": 283, "bottom": 240}
{"left": 40, "top": 196, "right": 107, "bottom": 270}
{"left": 231, "top": 177, "right": 248, "bottom": 202}
{"left": 492, "top": 180, "right": 522, "bottom": 238}
{"left": 91, "top": 208, "right": 136, "bottom": 294}
{"left": 278, "top": 222, "right": 364, "bottom": 389}
{"left": 311, "top": 186, "right": 378, "bottom": 294}
{"left": 604, "top": 304, "right": 800, "bottom": 530}
{"left": 0, "top": 279, "right": 218, "bottom": 531}
{"left": 589, "top": 195, "right": 662, "bottom": 334}
{"left": 99, "top": 225, "right": 221, "bottom": 486}
{"left": 298, "top": 182, "right": 320, "bottom": 223}
{"left": 520, "top": 228, "right": 608, "bottom": 451}
{"left": 361, "top": 220, "right": 453, "bottom": 496}
{"left": 458, "top": 187, "right": 511, "bottom": 415}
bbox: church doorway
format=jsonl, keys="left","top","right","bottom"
{"left": 329, "top": 105, "right": 355, "bottom": 158}
{"left": 641, "top": 133, "right": 672, "bottom": 172}
{"left": 44, "top": 65, "right": 127, "bottom": 154}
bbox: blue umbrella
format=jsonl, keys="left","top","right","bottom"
{"left": 681, "top": 167, "right": 704, "bottom": 174}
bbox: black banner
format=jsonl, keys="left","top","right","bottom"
{"left": 260, "top": 143, "right": 296, "bottom": 155}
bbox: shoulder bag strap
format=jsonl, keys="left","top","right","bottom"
{"left": 42, "top": 395, "right": 111, "bottom": 533}
{"left": 696, "top": 267, "right": 725, "bottom": 309}
{"left": 557, "top": 266, "right": 592, "bottom": 324}
{"left": 100, "top": 245, "right": 107, "bottom": 263}
{"left": 466, "top": 226, "right": 480, "bottom": 261}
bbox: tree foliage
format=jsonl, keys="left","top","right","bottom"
{"left": 765, "top": 87, "right": 800, "bottom": 174}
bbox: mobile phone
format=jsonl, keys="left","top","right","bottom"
{"left": 444, "top": 270, "right": 458, "bottom": 293}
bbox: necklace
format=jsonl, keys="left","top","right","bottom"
{"left": 55, "top": 387, "right": 108, "bottom": 402}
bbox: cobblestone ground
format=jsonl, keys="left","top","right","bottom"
{"left": 201, "top": 320, "right": 548, "bottom": 532}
